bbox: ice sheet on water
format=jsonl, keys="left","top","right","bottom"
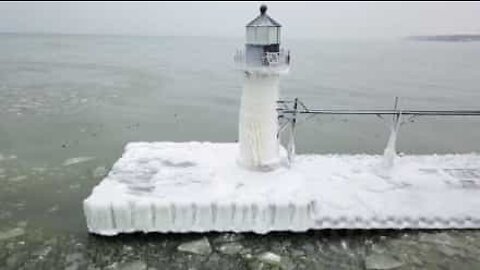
{"left": 9, "top": 175, "right": 27, "bottom": 182}
{"left": 63, "top": 157, "right": 95, "bottom": 166}
{"left": 0, "top": 82, "right": 98, "bottom": 117}
{"left": 0, "top": 227, "right": 25, "bottom": 241}
{"left": 92, "top": 166, "right": 108, "bottom": 178}
{"left": 0, "top": 154, "right": 16, "bottom": 162}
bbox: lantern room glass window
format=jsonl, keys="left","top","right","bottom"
{"left": 246, "top": 26, "right": 280, "bottom": 45}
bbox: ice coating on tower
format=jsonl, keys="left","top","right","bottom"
{"left": 238, "top": 74, "right": 281, "bottom": 170}
{"left": 237, "top": 5, "right": 288, "bottom": 170}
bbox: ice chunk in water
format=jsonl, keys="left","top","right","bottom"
{"left": 365, "top": 253, "right": 403, "bottom": 270}
{"left": 218, "top": 242, "right": 244, "bottom": 255}
{"left": 177, "top": 237, "right": 212, "bottom": 255}
{"left": 258, "top": 252, "right": 282, "bottom": 265}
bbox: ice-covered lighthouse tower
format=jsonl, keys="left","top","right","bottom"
{"left": 235, "top": 5, "right": 290, "bottom": 170}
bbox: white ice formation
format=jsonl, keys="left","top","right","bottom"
{"left": 238, "top": 74, "right": 281, "bottom": 170}
{"left": 84, "top": 142, "right": 480, "bottom": 235}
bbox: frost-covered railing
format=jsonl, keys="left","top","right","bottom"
{"left": 277, "top": 97, "right": 480, "bottom": 166}
{"left": 234, "top": 49, "right": 290, "bottom": 68}
{"left": 263, "top": 50, "right": 290, "bottom": 66}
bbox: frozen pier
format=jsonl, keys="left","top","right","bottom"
{"left": 84, "top": 142, "right": 480, "bottom": 235}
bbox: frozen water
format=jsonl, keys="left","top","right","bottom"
{"left": 0, "top": 228, "right": 479, "bottom": 269}
{"left": 84, "top": 142, "right": 480, "bottom": 235}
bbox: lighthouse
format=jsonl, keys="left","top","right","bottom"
{"left": 235, "top": 5, "right": 290, "bottom": 171}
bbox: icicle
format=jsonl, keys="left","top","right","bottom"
{"left": 286, "top": 121, "right": 296, "bottom": 166}
{"left": 383, "top": 111, "right": 402, "bottom": 169}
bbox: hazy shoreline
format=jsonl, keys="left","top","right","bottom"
{"left": 408, "top": 34, "right": 480, "bottom": 42}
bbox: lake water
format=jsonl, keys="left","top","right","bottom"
{"left": 1, "top": 33, "right": 480, "bottom": 269}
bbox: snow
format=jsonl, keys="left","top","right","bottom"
{"left": 83, "top": 142, "right": 480, "bottom": 235}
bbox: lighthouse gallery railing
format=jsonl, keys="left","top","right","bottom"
{"left": 234, "top": 49, "right": 290, "bottom": 67}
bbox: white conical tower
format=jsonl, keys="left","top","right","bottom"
{"left": 235, "top": 5, "right": 290, "bottom": 171}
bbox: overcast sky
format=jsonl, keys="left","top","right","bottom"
{"left": 1, "top": 1, "right": 479, "bottom": 39}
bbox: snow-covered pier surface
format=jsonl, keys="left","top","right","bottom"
{"left": 83, "top": 142, "right": 480, "bottom": 235}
